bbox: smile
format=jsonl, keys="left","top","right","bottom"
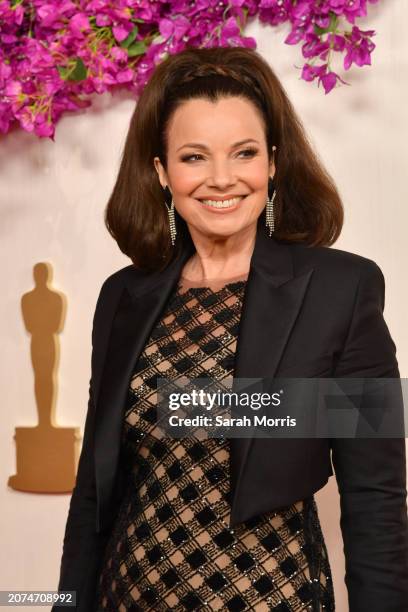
{"left": 197, "top": 196, "right": 245, "bottom": 209}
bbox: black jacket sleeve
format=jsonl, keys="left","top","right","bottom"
{"left": 51, "top": 383, "right": 111, "bottom": 611}
{"left": 330, "top": 260, "right": 408, "bottom": 611}
{"left": 52, "top": 285, "right": 115, "bottom": 612}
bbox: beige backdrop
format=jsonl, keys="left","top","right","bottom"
{"left": 1, "top": 1, "right": 407, "bottom": 609}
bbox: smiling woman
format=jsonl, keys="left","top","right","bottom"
{"left": 54, "top": 46, "right": 408, "bottom": 612}
{"left": 104, "top": 46, "right": 344, "bottom": 275}
{"left": 152, "top": 94, "right": 277, "bottom": 279}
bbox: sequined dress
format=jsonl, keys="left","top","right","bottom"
{"left": 95, "top": 271, "right": 335, "bottom": 612}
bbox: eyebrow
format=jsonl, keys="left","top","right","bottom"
{"left": 176, "top": 138, "right": 260, "bottom": 152}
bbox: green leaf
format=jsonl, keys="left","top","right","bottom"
{"left": 120, "top": 25, "right": 139, "bottom": 48}
{"left": 313, "top": 12, "right": 338, "bottom": 36}
{"left": 314, "top": 24, "right": 327, "bottom": 35}
{"left": 69, "top": 57, "right": 87, "bottom": 81}
{"left": 57, "top": 57, "right": 87, "bottom": 82}
{"left": 56, "top": 65, "right": 69, "bottom": 79}
{"left": 127, "top": 40, "right": 147, "bottom": 57}
{"left": 329, "top": 12, "right": 338, "bottom": 30}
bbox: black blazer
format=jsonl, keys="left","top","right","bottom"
{"left": 54, "top": 220, "right": 408, "bottom": 611}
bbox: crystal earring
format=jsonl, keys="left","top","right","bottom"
{"left": 266, "top": 175, "right": 276, "bottom": 237}
{"left": 163, "top": 185, "right": 177, "bottom": 246}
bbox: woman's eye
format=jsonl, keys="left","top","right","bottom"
{"left": 180, "top": 148, "right": 258, "bottom": 163}
{"left": 181, "top": 154, "right": 203, "bottom": 162}
{"left": 238, "top": 148, "right": 258, "bottom": 158}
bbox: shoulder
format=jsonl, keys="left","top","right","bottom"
{"left": 91, "top": 264, "right": 141, "bottom": 336}
{"left": 288, "top": 242, "right": 385, "bottom": 285}
{"left": 96, "top": 264, "right": 139, "bottom": 296}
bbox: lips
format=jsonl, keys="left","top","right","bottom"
{"left": 196, "top": 196, "right": 247, "bottom": 211}
{"left": 197, "top": 195, "right": 247, "bottom": 201}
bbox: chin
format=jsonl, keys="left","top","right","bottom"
{"left": 195, "top": 221, "right": 254, "bottom": 239}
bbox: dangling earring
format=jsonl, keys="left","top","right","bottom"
{"left": 266, "top": 175, "right": 276, "bottom": 237}
{"left": 163, "top": 185, "right": 177, "bottom": 245}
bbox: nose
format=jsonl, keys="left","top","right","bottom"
{"left": 206, "top": 158, "right": 237, "bottom": 190}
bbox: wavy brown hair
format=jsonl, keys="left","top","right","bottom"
{"left": 105, "top": 45, "right": 344, "bottom": 273}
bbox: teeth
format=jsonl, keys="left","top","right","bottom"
{"left": 200, "top": 196, "right": 243, "bottom": 208}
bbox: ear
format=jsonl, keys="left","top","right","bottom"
{"left": 153, "top": 156, "right": 169, "bottom": 189}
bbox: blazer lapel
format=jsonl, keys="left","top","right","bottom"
{"left": 94, "top": 245, "right": 194, "bottom": 531}
{"left": 93, "top": 218, "right": 314, "bottom": 532}
{"left": 229, "top": 226, "right": 314, "bottom": 524}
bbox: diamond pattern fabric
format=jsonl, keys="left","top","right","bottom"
{"left": 95, "top": 272, "right": 335, "bottom": 611}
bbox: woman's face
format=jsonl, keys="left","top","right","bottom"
{"left": 154, "top": 95, "right": 275, "bottom": 240}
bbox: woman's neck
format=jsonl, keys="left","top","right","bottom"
{"left": 182, "top": 226, "right": 256, "bottom": 282}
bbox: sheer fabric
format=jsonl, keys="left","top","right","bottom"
{"left": 95, "top": 272, "right": 335, "bottom": 611}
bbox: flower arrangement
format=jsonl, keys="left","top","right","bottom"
{"left": 0, "top": 0, "right": 379, "bottom": 140}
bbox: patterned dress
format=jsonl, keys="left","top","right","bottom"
{"left": 95, "top": 272, "right": 335, "bottom": 612}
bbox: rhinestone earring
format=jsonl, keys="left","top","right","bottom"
{"left": 163, "top": 185, "right": 177, "bottom": 246}
{"left": 266, "top": 175, "right": 276, "bottom": 237}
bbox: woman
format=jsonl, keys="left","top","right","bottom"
{"left": 54, "top": 47, "right": 408, "bottom": 611}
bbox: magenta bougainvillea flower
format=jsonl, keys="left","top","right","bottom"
{"left": 0, "top": 0, "right": 380, "bottom": 139}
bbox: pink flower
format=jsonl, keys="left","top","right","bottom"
{"left": 70, "top": 13, "right": 91, "bottom": 37}
{"left": 320, "top": 70, "right": 338, "bottom": 93}
{"left": 285, "top": 28, "right": 304, "bottom": 45}
{"left": 301, "top": 63, "right": 327, "bottom": 82}
{"left": 110, "top": 47, "right": 128, "bottom": 63}
{"left": 95, "top": 14, "right": 111, "bottom": 26}
{"left": 4, "top": 80, "right": 22, "bottom": 96}
{"left": 0, "top": 0, "right": 383, "bottom": 139}
{"left": 112, "top": 25, "right": 131, "bottom": 43}
{"left": 116, "top": 68, "right": 134, "bottom": 83}
{"left": 221, "top": 17, "right": 241, "bottom": 39}
{"left": 159, "top": 19, "right": 174, "bottom": 40}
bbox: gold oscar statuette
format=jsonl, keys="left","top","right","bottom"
{"left": 8, "top": 262, "right": 81, "bottom": 493}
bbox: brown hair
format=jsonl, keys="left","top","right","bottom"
{"left": 105, "top": 46, "right": 344, "bottom": 273}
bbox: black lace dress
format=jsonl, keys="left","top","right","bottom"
{"left": 95, "top": 272, "right": 335, "bottom": 612}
